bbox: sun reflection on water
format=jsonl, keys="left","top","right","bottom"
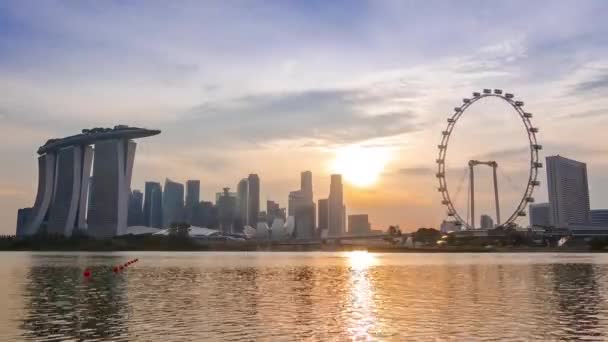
{"left": 346, "top": 251, "right": 378, "bottom": 340}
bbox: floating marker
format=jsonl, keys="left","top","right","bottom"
{"left": 83, "top": 269, "right": 91, "bottom": 278}
{"left": 113, "top": 266, "right": 119, "bottom": 273}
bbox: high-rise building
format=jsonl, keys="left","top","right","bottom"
{"left": 546, "top": 155, "right": 591, "bottom": 227}
{"left": 149, "top": 186, "right": 163, "bottom": 228}
{"left": 162, "top": 178, "right": 184, "bottom": 227}
{"left": 88, "top": 140, "right": 136, "bottom": 238}
{"left": 318, "top": 198, "right": 328, "bottom": 232}
{"left": 185, "top": 180, "right": 200, "bottom": 207}
{"left": 237, "top": 178, "right": 249, "bottom": 226}
{"left": 266, "top": 200, "right": 280, "bottom": 225}
{"left": 480, "top": 214, "right": 494, "bottom": 229}
{"left": 247, "top": 174, "right": 260, "bottom": 225}
{"left": 529, "top": 203, "right": 551, "bottom": 228}
{"left": 348, "top": 214, "right": 370, "bottom": 235}
{"left": 590, "top": 210, "right": 608, "bottom": 226}
{"left": 217, "top": 187, "right": 237, "bottom": 233}
{"left": 128, "top": 190, "right": 144, "bottom": 226}
{"left": 288, "top": 190, "right": 315, "bottom": 239}
{"left": 301, "top": 171, "right": 313, "bottom": 203}
{"left": 328, "top": 174, "right": 345, "bottom": 236}
{"left": 192, "top": 201, "right": 218, "bottom": 229}
{"left": 47, "top": 145, "right": 93, "bottom": 236}
{"left": 184, "top": 180, "right": 201, "bottom": 224}
{"left": 22, "top": 126, "right": 159, "bottom": 237}
{"left": 143, "top": 181, "right": 162, "bottom": 226}
{"left": 16, "top": 207, "right": 33, "bottom": 237}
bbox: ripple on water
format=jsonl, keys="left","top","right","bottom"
{"left": 1, "top": 252, "right": 608, "bottom": 341}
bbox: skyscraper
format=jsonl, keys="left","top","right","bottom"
{"left": 184, "top": 180, "right": 201, "bottom": 224}
{"left": 328, "top": 174, "right": 345, "bottom": 236}
{"left": 88, "top": 139, "right": 136, "bottom": 238}
{"left": 149, "top": 186, "right": 163, "bottom": 228}
{"left": 266, "top": 200, "right": 280, "bottom": 225}
{"left": 47, "top": 145, "right": 92, "bottom": 236}
{"left": 217, "top": 187, "right": 237, "bottom": 233}
{"left": 16, "top": 207, "right": 33, "bottom": 237}
{"left": 185, "top": 180, "right": 200, "bottom": 207}
{"left": 480, "top": 214, "right": 494, "bottom": 229}
{"left": 318, "top": 198, "right": 328, "bottom": 232}
{"left": 348, "top": 214, "right": 370, "bottom": 235}
{"left": 529, "top": 203, "right": 552, "bottom": 228}
{"left": 247, "top": 174, "right": 260, "bottom": 226}
{"left": 162, "top": 178, "right": 184, "bottom": 227}
{"left": 546, "top": 155, "right": 591, "bottom": 227}
{"left": 128, "top": 189, "right": 144, "bottom": 226}
{"left": 301, "top": 171, "right": 313, "bottom": 203}
{"left": 237, "top": 178, "right": 249, "bottom": 226}
{"left": 22, "top": 126, "right": 159, "bottom": 237}
{"left": 143, "top": 181, "right": 162, "bottom": 226}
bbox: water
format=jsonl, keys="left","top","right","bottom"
{"left": 1, "top": 252, "right": 607, "bottom": 341}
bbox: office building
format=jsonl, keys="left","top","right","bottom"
{"left": 591, "top": 210, "right": 608, "bottom": 226}
{"left": 237, "top": 178, "right": 249, "bottom": 226}
{"left": 480, "top": 214, "right": 494, "bottom": 229}
{"left": 128, "top": 190, "right": 144, "bottom": 226}
{"left": 318, "top": 198, "right": 328, "bottom": 232}
{"left": 162, "top": 178, "right": 184, "bottom": 227}
{"left": 247, "top": 174, "right": 260, "bottom": 225}
{"left": 546, "top": 155, "right": 591, "bottom": 227}
{"left": 144, "top": 181, "right": 162, "bottom": 227}
{"left": 328, "top": 174, "right": 345, "bottom": 236}
{"left": 288, "top": 190, "right": 315, "bottom": 239}
{"left": 185, "top": 180, "right": 200, "bottom": 207}
{"left": 184, "top": 180, "right": 200, "bottom": 224}
{"left": 15, "top": 207, "right": 33, "bottom": 237}
{"left": 301, "top": 171, "right": 313, "bottom": 203}
{"left": 266, "top": 200, "right": 285, "bottom": 225}
{"left": 529, "top": 203, "right": 552, "bottom": 228}
{"left": 217, "top": 188, "right": 237, "bottom": 233}
{"left": 192, "top": 201, "right": 218, "bottom": 229}
{"left": 149, "top": 186, "right": 163, "bottom": 228}
{"left": 348, "top": 214, "right": 370, "bottom": 235}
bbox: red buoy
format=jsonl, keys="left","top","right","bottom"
{"left": 83, "top": 269, "right": 91, "bottom": 278}
{"left": 113, "top": 266, "right": 119, "bottom": 273}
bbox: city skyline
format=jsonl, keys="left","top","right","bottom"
{"left": 3, "top": 1, "right": 608, "bottom": 234}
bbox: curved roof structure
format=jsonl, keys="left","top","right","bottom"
{"left": 38, "top": 125, "right": 161, "bottom": 154}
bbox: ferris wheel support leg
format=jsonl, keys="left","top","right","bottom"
{"left": 493, "top": 165, "right": 501, "bottom": 226}
{"left": 470, "top": 164, "right": 475, "bottom": 229}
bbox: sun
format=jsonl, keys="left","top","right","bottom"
{"left": 331, "top": 145, "right": 392, "bottom": 187}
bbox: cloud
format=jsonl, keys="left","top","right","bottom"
{"left": 475, "top": 147, "right": 530, "bottom": 160}
{"left": 397, "top": 167, "right": 434, "bottom": 176}
{"left": 570, "top": 68, "right": 608, "bottom": 94}
{"left": 172, "top": 88, "right": 421, "bottom": 147}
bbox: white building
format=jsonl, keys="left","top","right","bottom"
{"left": 546, "top": 155, "right": 591, "bottom": 228}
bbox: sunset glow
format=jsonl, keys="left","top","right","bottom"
{"left": 331, "top": 145, "right": 392, "bottom": 187}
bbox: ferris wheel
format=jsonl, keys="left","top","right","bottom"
{"left": 436, "top": 89, "right": 542, "bottom": 229}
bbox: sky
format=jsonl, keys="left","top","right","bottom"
{"left": 2, "top": 0, "right": 608, "bottom": 234}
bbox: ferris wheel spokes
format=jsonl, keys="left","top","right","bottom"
{"left": 436, "top": 89, "right": 542, "bottom": 229}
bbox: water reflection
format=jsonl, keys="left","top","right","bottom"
{"left": 552, "top": 264, "right": 603, "bottom": 341}
{"left": 21, "top": 263, "right": 129, "bottom": 341}
{"left": 2, "top": 252, "right": 608, "bottom": 341}
{"left": 346, "top": 251, "right": 378, "bottom": 340}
